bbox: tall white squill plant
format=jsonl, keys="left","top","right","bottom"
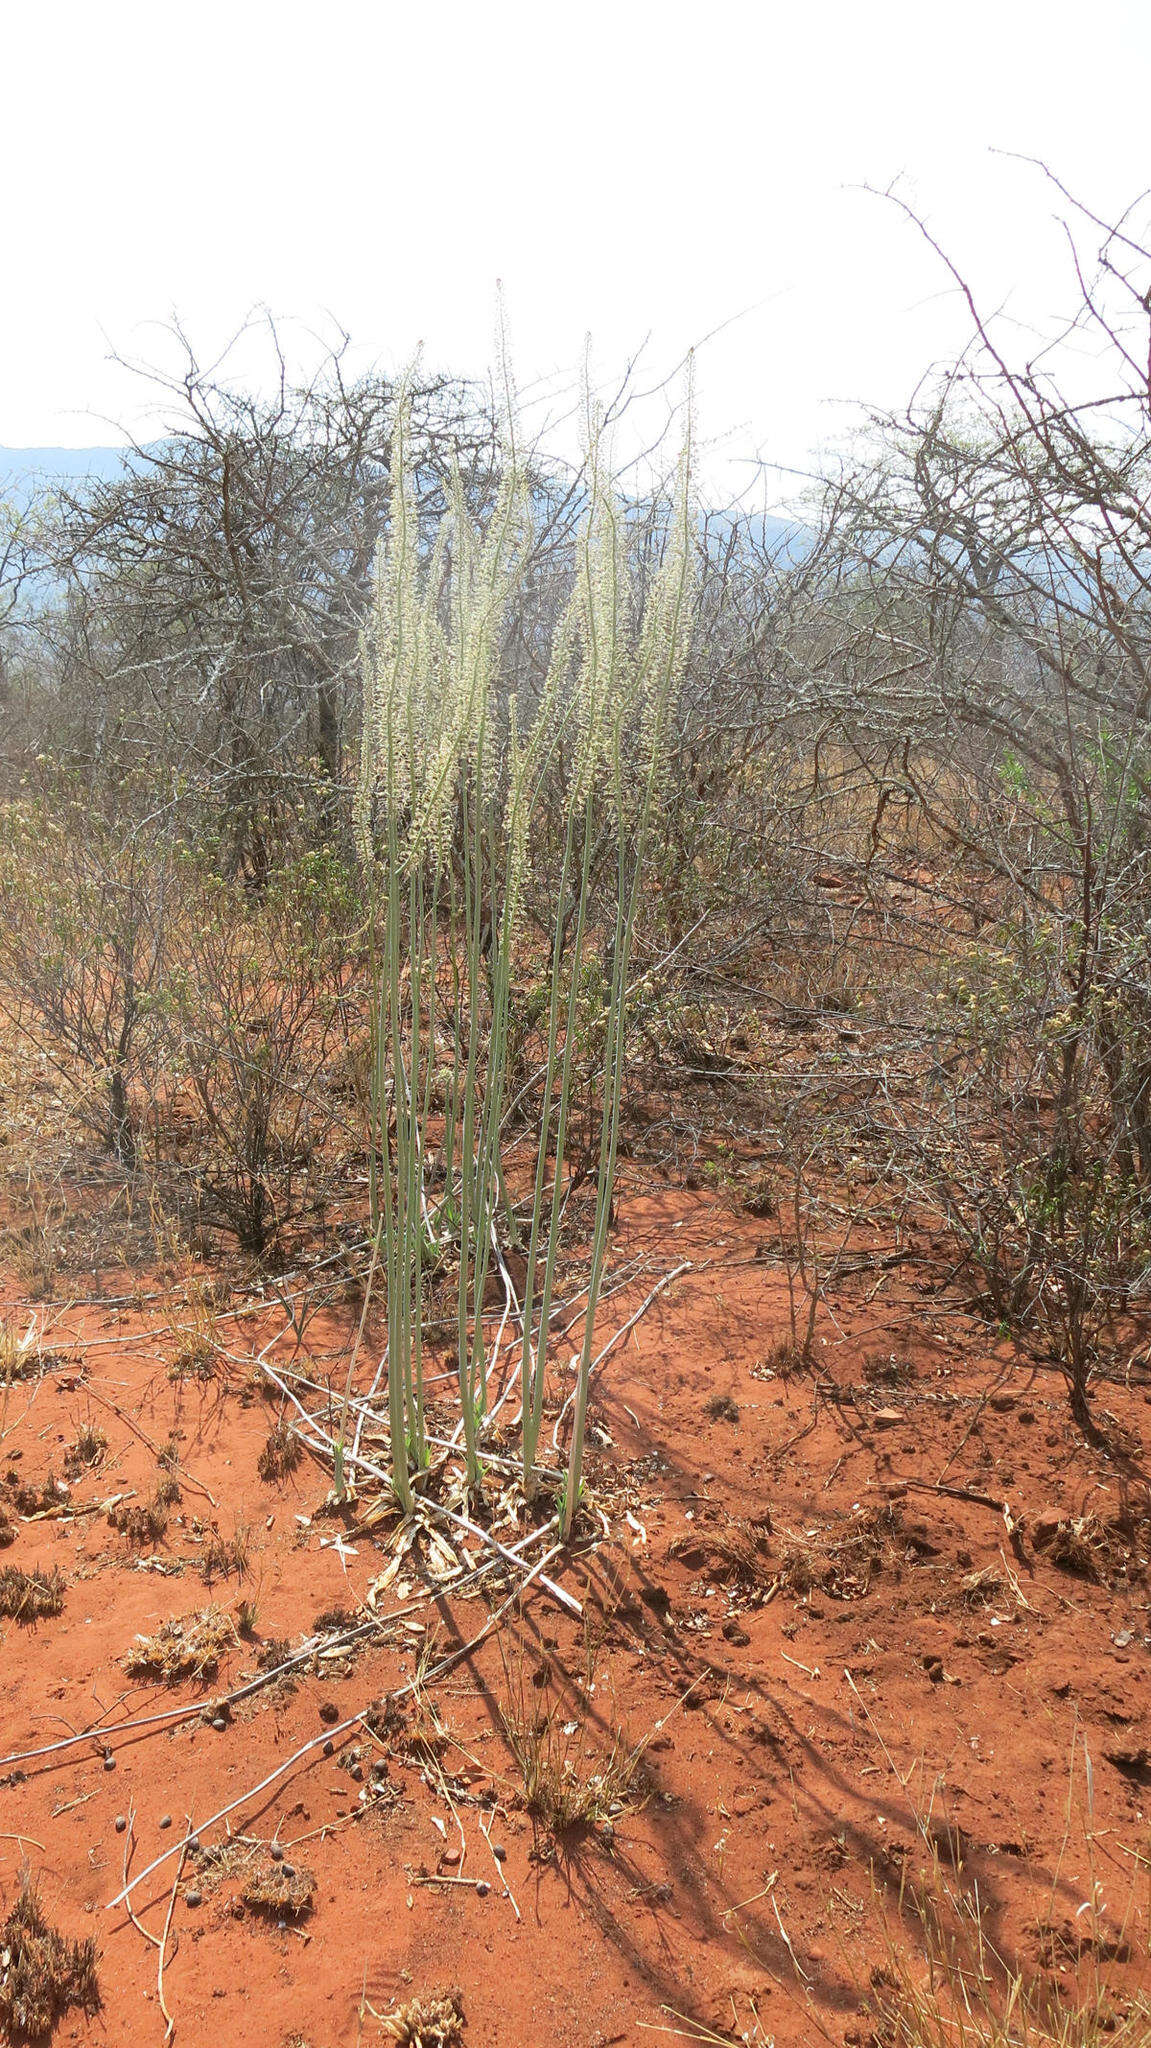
{"left": 356, "top": 385, "right": 695, "bottom": 1527}
{"left": 519, "top": 424, "right": 696, "bottom": 1534}
{"left": 355, "top": 396, "right": 534, "bottom": 1501}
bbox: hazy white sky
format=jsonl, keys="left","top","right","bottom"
{"left": 3, "top": 0, "right": 1149, "bottom": 501}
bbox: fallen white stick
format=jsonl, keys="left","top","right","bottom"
{"left": 105, "top": 1542, "right": 567, "bottom": 1914}
{"left": 258, "top": 1359, "right": 582, "bottom": 1621}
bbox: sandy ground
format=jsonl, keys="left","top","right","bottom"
{"left": 3, "top": 1183, "right": 1150, "bottom": 2047}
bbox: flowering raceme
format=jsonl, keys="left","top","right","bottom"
{"left": 352, "top": 386, "right": 696, "bottom": 1524}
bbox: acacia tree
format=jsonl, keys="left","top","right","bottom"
{"left": 0, "top": 494, "right": 38, "bottom": 779}
{"left": 23, "top": 327, "right": 512, "bottom": 876}
{"left": 810, "top": 174, "right": 1151, "bottom": 1429}
{"left": 0, "top": 766, "right": 172, "bottom": 1164}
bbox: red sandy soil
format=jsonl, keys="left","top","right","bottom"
{"left": 3, "top": 1183, "right": 1151, "bottom": 2048}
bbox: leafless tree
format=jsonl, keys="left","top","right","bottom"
{"left": 795, "top": 171, "right": 1151, "bottom": 1427}
{"left": 21, "top": 324, "right": 515, "bottom": 876}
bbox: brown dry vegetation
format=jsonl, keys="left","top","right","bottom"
{"left": 2, "top": 179, "right": 1151, "bottom": 2048}
{"left": 122, "top": 1605, "right": 239, "bottom": 1682}
{"left": 0, "top": 1882, "right": 99, "bottom": 2042}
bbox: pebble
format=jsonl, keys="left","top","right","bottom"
{"left": 269, "top": 1844, "right": 284, "bottom": 1863}
{"left": 318, "top": 1701, "right": 340, "bottom": 1726}
{"left": 103, "top": 1755, "right": 116, "bottom": 1772}
{"left": 159, "top": 1815, "right": 172, "bottom": 1830}
{"left": 492, "top": 1844, "right": 507, "bottom": 1862}
{"left": 476, "top": 1881, "right": 491, "bottom": 1897}
{"left": 185, "top": 1890, "right": 202, "bottom": 1909}
{"left": 282, "top": 1865, "right": 296, "bottom": 1880}
{"left": 188, "top": 1837, "right": 201, "bottom": 1854}
{"left": 322, "top": 1740, "right": 335, "bottom": 1757}
{"left": 211, "top": 1716, "right": 227, "bottom": 1732}
{"left": 114, "top": 1815, "right": 127, "bottom": 1834}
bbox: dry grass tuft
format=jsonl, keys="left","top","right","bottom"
{"left": 0, "top": 1878, "right": 100, "bottom": 2041}
{"left": 107, "top": 1499, "right": 168, "bottom": 1545}
{"left": 517, "top": 1720, "right": 646, "bottom": 1832}
{"left": 1032, "top": 1916, "right": 1132, "bottom": 1970}
{"left": 199, "top": 1527, "right": 249, "bottom": 1584}
{"left": 379, "top": 1988, "right": 465, "bottom": 2047}
{"left": 498, "top": 1647, "right": 649, "bottom": 1836}
{"left": 63, "top": 1424, "right": 106, "bottom": 1477}
{"left": 254, "top": 1634, "right": 294, "bottom": 1673}
{"left": 3, "top": 1470, "right": 67, "bottom": 1518}
{"left": 742, "top": 1172, "right": 777, "bottom": 1219}
{"left": 258, "top": 1420, "right": 302, "bottom": 1483}
{"left": 0, "top": 1566, "right": 65, "bottom": 1624}
{"left": 669, "top": 1519, "right": 771, "bottom": 1589}
{"left": 868, "top": 1892, "right": 1151, "bottom": 2047}
{"left": 167, "top": 1335, "right": 218, "bottom": 1383}
{"left": 240, "top": 1859, "right": 317, "bottom": 1918}
{"left": 0, "top": 1322, "right": 42, "bottom": 1385}
{"left": 107, "top": 1477, "right": 179, "bottom": 1548}
{"left": 961, "top": 1564, "right": 1007, "bottom": 1608}
{"left": 863, "top": 1351, "right": 918, "bottom": 1389}
{"left": 779, "top": 1502, "right": 906, "bottom": 1601}
{"left": 312, "top": 1602, "right": 359, "bottom": 1634}
{"left": 124, "top": 1604, "right": 237, "bottom": 1681}
{"left": 0, "top": 1508, "right": 14, "bottom": 1549}
{"left": 751, "top": 1337, "right": 811, "bottom": 1379}
{"left": 1031, "top": 1511, "right": 1109, "bottom": 1580}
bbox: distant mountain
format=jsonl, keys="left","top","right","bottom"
{"left": 705, "top": 505, "right": 810, "bottom": 565}
{"left": 740, "top": 509, "right": 808, "bottom": 562}
{"left": 0, "top": 445, "right": 133, "bottom": 508}
{"left": 1, "top": 446, "right": 808, "bottom": 562}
